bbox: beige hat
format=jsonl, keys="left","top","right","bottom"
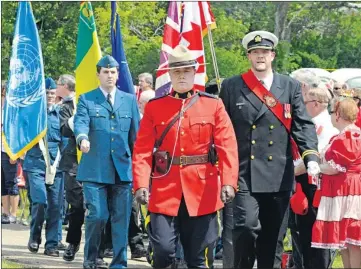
{"left": 157, "top": 45, "right": 206, "bottom": 71}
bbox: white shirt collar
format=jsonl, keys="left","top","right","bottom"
{"left": 99, "top": 87, "right": 116, "bottom": 106}
{"left": 255, "top": 72, "right": 273, "bottom": 91}
{"left": 312, "top": 109, "right": 330, "bottom": 126}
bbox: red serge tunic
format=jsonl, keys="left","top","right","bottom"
{"left": 312, "top": 125, "right": 361, "bottom": 249}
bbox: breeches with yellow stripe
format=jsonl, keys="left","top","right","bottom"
{"left": 148, "top": 198, "right": 218, "bottom": 268}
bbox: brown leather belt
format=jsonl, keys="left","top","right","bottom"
{"left": 172, "top": 154, "right": 209, "bottom": 166}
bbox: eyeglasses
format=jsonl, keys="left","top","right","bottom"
{"left": 304, "top": 100, "right": 319, "bottom": 105}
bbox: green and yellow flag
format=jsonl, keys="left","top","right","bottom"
{"left": 75, "top": 2, "right": 102, "bottom": 99}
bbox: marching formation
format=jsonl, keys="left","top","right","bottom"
{"left": 2, "top": 2, "right": 361, "bottom": 269}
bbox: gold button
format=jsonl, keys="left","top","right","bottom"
{"left": 210, "top": 172, "right": 214, "bottom": 176}
{"left": 268, "top": 156, "right": 273, "bottom": 161}
{"left": 111, "top": 127, "right": 114, "bottom": 130}
{"left": 270, "top": 125, "right": 274, "bottom": 130}
{"left": 111, "top": 150, "right": 114, "bottom": 153}
{"left": 179, "top": 164, "right": 183, "bottom": 168}
{"left": 111, "top": 115, "right": 115, "bottom": 119}
{"left": 251, "top": 140, "right": 256, "bottom": 145}
{"left": 181, "top": 116, "right": 185, "bottom": 120}
{"left": 202, "top": 120, "right": 206, "bottom": 125}
{"left": 251, "top": 155, "right": 255, "bottom": 160}
{"left": 181, "top": 131, "right": 185, "bottom": 136}
{"left": 161, "top": 121, "right": 165, "bottom": 125}
{"left": 252, "top": 125, "right": 256, "bottom": 130}
{"left": 269, "top": 141, "right": 273, "bottom": 145}
{"left": 181, "top": 148, "right": 184, "bottom": 152}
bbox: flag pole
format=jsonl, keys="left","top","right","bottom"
{"left": 207, "top": 24, "right": 221, "bottom": 92}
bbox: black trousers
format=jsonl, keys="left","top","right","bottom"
{"left": 222, "top": 202, "right": 234, "bottom": 268}
{"left": 295, "top": 177, "right": 331, "bottom": 269}
{"left": 64, "top": 172, "right": 85, "bottom": 245}
{"left": 233, "top": 190, "right": 290, "bottom": 269}
{"left": 149, "top": 198, "right": 218, "bottom": 268}
{"left": 128, "top": 198, "right": 145, "bottom": 253}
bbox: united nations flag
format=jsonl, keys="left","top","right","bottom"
{"left": 2, "top": 1, "right": 47, "bottom": 160}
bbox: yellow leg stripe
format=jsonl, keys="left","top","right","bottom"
{"left": 205, "top": 247, "right": 209, "bottom": 268}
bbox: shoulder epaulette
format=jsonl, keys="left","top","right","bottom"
{"left": 198, "top": 91, "right": 218, "bottom": 99}
{"left": 148, "top": 94, "right": 169, "bottom": 103}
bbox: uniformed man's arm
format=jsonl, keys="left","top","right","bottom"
{"left": 132, "top": 103, "right": 156, "bottom": 192}
{"left": 290, "top": 82, "right": 320, "bottom": 165}
{"left": 74, "top": 94, "right": 90, "bottom": 147}
{"left": 128, "top": 95, "right": 140, "bottom": 154}
{"left": 59, "top": 104, "right": 74, "bottom": 137}
{"left": 213, "top": 98, "right": 238, "bottom": 190}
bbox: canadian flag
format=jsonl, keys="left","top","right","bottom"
{"left": 155, "top": 2, "right": 216, "bottom": 97}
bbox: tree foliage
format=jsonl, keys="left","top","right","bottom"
{"left": 1, "top": 1, "right": 360, "bottom": 82}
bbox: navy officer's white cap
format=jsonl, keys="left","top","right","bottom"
{"left": 242, "top": 31, "right": 279, "bottom": 52}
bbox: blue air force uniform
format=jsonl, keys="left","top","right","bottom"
{"left": 23, "top": 78, "right": 64, "bottom": 253}
{"left": 74, "top": 56, "right": 140, "bottom": 269}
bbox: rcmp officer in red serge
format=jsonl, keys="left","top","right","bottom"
{"left": 219, "top": 31, "right": 321, "bottom": 268}
{"left": 132, "top": 45, "right": 239, "bottom": 268}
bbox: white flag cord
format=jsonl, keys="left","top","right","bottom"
{"left": 39, "top": 138, "right": 60, "bottom": 185}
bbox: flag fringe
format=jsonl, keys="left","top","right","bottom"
{"left": 2, "top": 128, "right": 47, "bottom": 160}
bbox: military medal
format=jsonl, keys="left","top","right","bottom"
{"left": 284, "top": 103, "right": 291, "bottom": 118}
{"left": 263, "top": 95, "right": 277, "bottom": 108}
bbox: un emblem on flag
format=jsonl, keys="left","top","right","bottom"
{"left": 7, "top": 35, "right": 44, "bottom": 108}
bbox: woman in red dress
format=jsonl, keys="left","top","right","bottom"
{"left": 312, "top": 97, "right": 361, "bottom": 268}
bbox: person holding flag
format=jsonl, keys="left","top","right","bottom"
{"left": 74, "top": 55, "right": 140, "bottom": 269}
{"left": 24, "top": 78, "right": 64, "bottom": 257}
{"left": 220, "top": 31, "right": 320, "bottom": 268}
{"left": 132, "top": 45, "right": 238, "bottom": 268}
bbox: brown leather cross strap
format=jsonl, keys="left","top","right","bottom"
{"left": 172, "top": 154, "right": 209, "bottom": 166}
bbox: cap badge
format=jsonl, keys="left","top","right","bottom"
{"left": 254, "top": 35, "right": 262, "bottom": 43}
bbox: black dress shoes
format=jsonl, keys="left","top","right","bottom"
{"left": 63, "top": 243, "right": 80, "bottom": 262}
{"left": 44, "top": 248, "right": 60, "bottom": 257}
{"left": 27, "top": 240, "right": 40, "bottom": 253}
{"left": 131, "top": 247, "right": 147, "bottom": 259}
{"left": 103, "top": 248, "right": 113, "bottom": 258}
{"left": 96, "top": 258, "right": 109, "bottom": 269}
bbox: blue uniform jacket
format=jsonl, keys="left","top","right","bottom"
{"left": 23, "top": 106, "right": 62, "bottom": 173}
{"left": 74, "top": 88, "right": 140, "bottom": 184}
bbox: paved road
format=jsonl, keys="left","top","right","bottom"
{"left": 1, "top": 223, "right": 223, "bottom": 268}
{"left": 1, "top": 222, "right": 150, "bottom": 268}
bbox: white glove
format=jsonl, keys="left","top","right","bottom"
{"left": 307, "top": 161, "right": 320, "bottom": 177}
{"left": 68, "top": 116, "right": 74, "bottom": 132}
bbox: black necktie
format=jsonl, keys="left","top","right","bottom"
{"left": 107, "top": 93, "right": 113, "bottom": 109}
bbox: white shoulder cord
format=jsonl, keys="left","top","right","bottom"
{"left": 151, "top": 99, "right": 185, "bottom": 179}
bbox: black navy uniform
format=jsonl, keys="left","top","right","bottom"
{"left": 220, "top": 72, "right": 319, "bottom": 268}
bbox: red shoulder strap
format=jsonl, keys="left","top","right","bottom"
{"left": 242, "top": 70, "right": 300, "bottom": 160}
{"left": 242, "top": 69, "right": 292, "bottom": 132}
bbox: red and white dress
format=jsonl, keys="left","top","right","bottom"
{"left": 312, "top": 125, "right": 361, "bottom": 249}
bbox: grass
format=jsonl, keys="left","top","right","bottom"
{"left": 1, "top": 259, "right": 24, "bottom": 268}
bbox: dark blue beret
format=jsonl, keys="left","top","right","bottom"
{"left": 97, "top": 55, "right": 119, "bottom": 69}
{"left": 45, "top": 77, "right": 57, "bottom": 90}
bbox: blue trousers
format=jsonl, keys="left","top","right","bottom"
{"left": 27, "top": 171, "right": 63, "bottom": 250}
{"left": 83, "top": 182, "right": 132, "bottom": 269}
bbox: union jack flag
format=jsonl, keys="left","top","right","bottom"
{"left": 155, "top": 2, "right": 216, "bottom": 97}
